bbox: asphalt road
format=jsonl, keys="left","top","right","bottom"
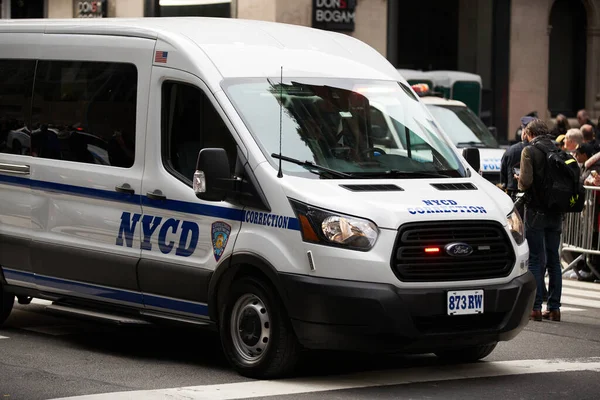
{"left": 2, "top": 277, "right": 600, "bottom": 400}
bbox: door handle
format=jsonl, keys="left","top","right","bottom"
{"left": 146, "top": 189, "right": 167, "bottom": 201}
{"left": 0, "top": 163, "right": 30, "bottom": 175}
{"left": 115, "top": 183, "right": 135, "bottom": 195}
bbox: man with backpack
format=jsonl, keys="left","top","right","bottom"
{"left": 517, "top": 119, "right": 584, "bottom": 322}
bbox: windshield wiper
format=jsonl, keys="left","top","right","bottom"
{"left": 271, "top": 153, "right": 352, "bottom": 178}
{"left": 348, "top": 170, "right": 452, "bottom": 179}
{"left": 457, "top": 141, "right": 486, "bottom": 148}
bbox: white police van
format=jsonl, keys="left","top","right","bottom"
{"left": 405, "top": 85, "right": 506, "bottom": 183}
{"left": 422, "top": 97, "right": 505, "bottom": 182}
{"left": 0, "top": 18, "right": 535, "bottom": 379}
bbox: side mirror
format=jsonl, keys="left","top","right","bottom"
{"left": 462, "top": 147, "right": 481, "bottom": 172}
{"left": 194, "top": 148, "right": 233, "bottom": 201}
{"left": 488, "top": 126, "right": 498, "bottom": 139}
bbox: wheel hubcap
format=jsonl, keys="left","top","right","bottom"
{"left": 230, "top": 294, "right": 271, "bottom": 365}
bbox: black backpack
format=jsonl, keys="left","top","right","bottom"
{"left": 532, "top": 139, "right": 584, "bottom": 213}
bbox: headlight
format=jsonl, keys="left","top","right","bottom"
{"left": 507, "top": 208, "right": 525, "bottom": 245}
{"left": 290, "top": 199, "right": 379, "bottom": 251}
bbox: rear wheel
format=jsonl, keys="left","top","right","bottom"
{"left": 435, "top": 343, "right": 497, "bottom": 363}
{"left": 0, "top": 285, "right": 15, "bottom": 325}
{"left": 219, "top": 276, "right": 300, "bottom": 379}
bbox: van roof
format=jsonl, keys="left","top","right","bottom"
{"left": 0, "top": 17, "right": 401, "bottom": 81}
{"left": 419, "top": 96, "right": 467, "bottom": 107}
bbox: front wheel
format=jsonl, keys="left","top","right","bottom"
{"left": 219, "top": 276, "right": 300, "bottom": 379}
{"left": 0, "top": 286, "right": 15, "bottom": 326}
{"left": 435, "top": 343, "right": 497, "bottom": 363}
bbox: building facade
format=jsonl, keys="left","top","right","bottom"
{"left": 2, "top": 0, "right": 598, "bottom": 141}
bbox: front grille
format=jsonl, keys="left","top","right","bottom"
{"left": 392, "top": 221, "right": 515, "bottom": 282}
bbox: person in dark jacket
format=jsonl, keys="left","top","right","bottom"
{"left": 500, "top": 116, "right": 534, "bottom": 214}
{"left": 512, "top": 111, "right": 538, "bottom": 144}
{"left": 517, "top": 119, "right": 563, "bottom": 322}
{"left": 575, "top": 143, "right": 600, "bottom": 182}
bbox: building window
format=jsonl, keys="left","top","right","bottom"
{"left": 548, "top": 0, "right": 587, "bottom": 118}
{"left": 10, "top": 0, "right": 44, "bottom": 18}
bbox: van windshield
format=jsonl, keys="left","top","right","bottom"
{"left": 425, "top": 104, "right": 499, "bottom": 149}
{"left": 223, "top": 78, "right": 466, "bottom": 178}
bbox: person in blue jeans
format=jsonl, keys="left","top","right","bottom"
{"left": 517, "top": 118, "right": 562, "bottom": 322}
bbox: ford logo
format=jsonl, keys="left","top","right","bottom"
{"left": 445, "top": 242, "right": 473, "bottom": 257}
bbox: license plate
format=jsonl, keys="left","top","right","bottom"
{"left": 447, "top": 290, "right": 484, "bottom": 315}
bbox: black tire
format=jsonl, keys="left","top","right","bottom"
{"left": 435, "top": 343, "right": 497, "bottom": 363}
{"left": 0, "top": 286, "right": 15, "bottom": 326}
{"left": 219, "top": 276, "right": 300, "bottom": 379}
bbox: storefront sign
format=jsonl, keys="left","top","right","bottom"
{"left": 312, "top": 0, "right": 356, "bottom": 32}
{"left": 74, "top": 0, "right": 107, "bottom": 18}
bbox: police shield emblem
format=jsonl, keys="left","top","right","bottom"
{"left": 212, "top": 221, "right": 231, "bottom": 262}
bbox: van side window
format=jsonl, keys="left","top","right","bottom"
{"left": 0, "top": 59, "right": 35, "bottom": 156}
{"left": 31, "top": 61, "right": 138, "bottom": 167}
{"left": 162, "top": 81, "right": 237, "bottom": 183}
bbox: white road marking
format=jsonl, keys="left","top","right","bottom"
{"left": 558, "top": 279, "right": 600, "bottom": 289}
{"left": 558, "top": 295, "right": 600, "bottom": 309}
{"left": 0, "top": 335, "right": 8, "bottom": 339}
{"left": 544, "top": 278, "right": 600, "bottom": 309}
{"left": 553, "top": 305, "right": 584, "bottom": 312}
{"left": 51, "top": 358, "right": 600, "bottom": 400}
{"left": 562, "top": 287, "right": 600, "bottom": 300}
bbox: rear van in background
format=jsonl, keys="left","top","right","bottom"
{"left": 0, "top": 18, "right": 535, "bottom": 379}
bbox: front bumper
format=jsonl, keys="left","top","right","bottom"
{"left": 280, "top": 271, "right": 536, "bottom": 352}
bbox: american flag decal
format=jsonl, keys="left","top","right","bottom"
{"left": 155, "top": 51, "right": 168, "bottom": 63}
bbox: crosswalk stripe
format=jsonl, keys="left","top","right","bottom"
{"left": 558, "top": 295, "right": 600, "bottom": 309}
{"left": 50, "top": 358, "right": 600, "bottom": 400}
{"left": 542, "top": 279, "right": 600, "bottom": 308}
{"left": 560, "top": 279, "right": 600, "bottom": 289}
{"left": 553, "top": 305, "right": 584, "bottom": 312}
{"left": 562, "top": 286, "right": 600, "bottom": 300}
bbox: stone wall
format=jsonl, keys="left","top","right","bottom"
{"left": 47, "top": 0, "right": 72, "bottom": 18}
{"left": 509, "top": 0, "right": 600, "bottom": 134}
{"left": 237, "top": 0, "right": 387, "bottom": 56}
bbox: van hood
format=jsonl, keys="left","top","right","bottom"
{"left": 282, "top": 177, "right": 510, "bottom": 230}
{"left": 480, "top": 148, "right": 506, "bottom": 173}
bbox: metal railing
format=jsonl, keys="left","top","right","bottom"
{"left": 561, "top": 186, "right": 600, "bottom": 279}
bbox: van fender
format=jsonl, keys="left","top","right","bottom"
{"left": 207, "top": 252, "right": 290, "bottom": 322}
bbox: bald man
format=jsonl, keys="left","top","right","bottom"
{"left": 578, "top": 109, "right": 600, "bottom": 139}
{"left": 582, "top": 124, "right": 600, "bottom": 154}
